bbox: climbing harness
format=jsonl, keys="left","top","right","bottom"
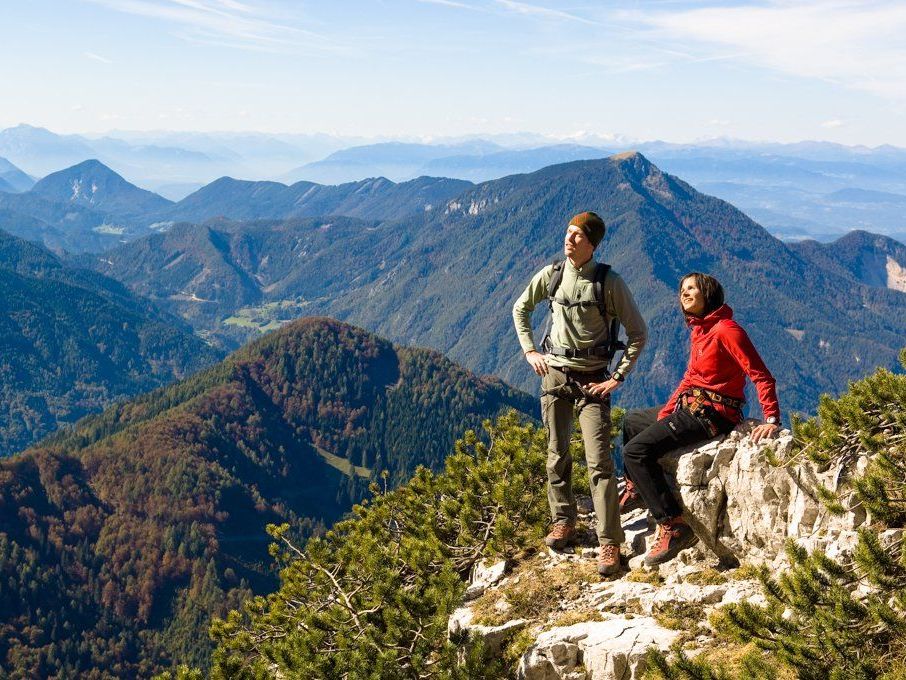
{"left": 679, "top": 387, "right": 743, "bottom": 436}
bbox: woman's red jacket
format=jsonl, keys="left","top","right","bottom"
{"left": 657, "top": 304, "right": 780, "bottom": 423}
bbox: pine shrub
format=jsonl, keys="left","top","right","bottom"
{"left": 204, "top": 412, "right": 549, "bottom": 679}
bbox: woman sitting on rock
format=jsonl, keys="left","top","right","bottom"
{"left": 620, "top": 272, "right": 780, "bottom": 567}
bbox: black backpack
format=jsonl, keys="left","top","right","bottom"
{"left": 540, "top": 259, "right": 626, "bottom": 360}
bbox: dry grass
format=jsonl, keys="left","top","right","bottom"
{"left": 625, "top": 567, "right": 664, "bottom": 585}
{"left": 471, "top": 554, "right": 598, "bottom": 626}
{"left": 728, "top": 562, "right": 766, "bottom": 581}
{"left": 550, "top": 608, "right": 604, "bottom": 628}
{"left": 641, "top": 642, "right": 797, "bottom": 680}
{"left": 687, "top": 642, "right": 797, "bottom": 680}
{"left": 652, "top": 601, "right": 706, "bottom": 631}
{"left": 683, "top": 567, "right": 728, "bottom": 586}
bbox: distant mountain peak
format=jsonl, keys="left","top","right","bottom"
{"left": 611, "top": 150, "right": 642, "bottom": 161}
{"left": 69, "top": 157, "right": 111, "bottom": 172}
{"left": 30, "top": 158, "right": 172, "bottom": 215}
{"left": 610, "top": 150, "right": 656, "bottom": 176}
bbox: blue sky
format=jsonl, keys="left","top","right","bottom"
{"left": 3, "top": 1, "right": 906, "bottom": 146}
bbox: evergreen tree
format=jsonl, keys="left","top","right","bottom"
{"left": 203, "top": 412, "right": 549, "bottom": 679}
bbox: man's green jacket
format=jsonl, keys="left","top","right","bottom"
{"left": 512, "top": 258, "right": 647, "bottom": 377}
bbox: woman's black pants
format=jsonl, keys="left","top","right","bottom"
{"left": 622, "top": 405, "right": 732, "bottom": 523}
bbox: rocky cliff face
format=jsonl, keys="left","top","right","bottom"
{"left": 450, "top": 421, "right": 889, "bottom": 679}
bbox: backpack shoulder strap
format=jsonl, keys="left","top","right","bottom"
{"left": 547, "top": 259, "right": 565, "bottom": 313}
{"left": 594, "top": 263, "right": 627, "bottom": 354}
{"left": 547, "top": 259, "right": 564, "bottom": 297}
{"left": 592, "top": 263, "right": 611, "bottom": 317}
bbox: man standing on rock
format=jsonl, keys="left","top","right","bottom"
{"left": 513, "top": 212, "right": 647, "bottom": 576}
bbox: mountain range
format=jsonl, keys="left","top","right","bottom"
{"left": 0, "top": 159, "right": 471, "bottom": 253}
{"left": 0, "top": 230, "right": 221, "bottom": 456}
{"left": 0, "top": 317, "right": 535, "bottom": 676}
{"left": 280, "top": 139, "right": 906, "bottom": 244}
{"left": 0, "top": 160, "right": 174, "bottom": 252}
{"left": 4, "top": 124, "right": 906, "bottom": 241}
{"left": 156, "top": 174, "right": 471, "bottom": 224}
{"left": 84, "top": 152, "right": 906, "bottom": 418}
{"left": 1, "top": 147, "right": 903, "bottom": 424}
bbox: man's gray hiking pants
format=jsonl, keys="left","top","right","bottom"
{"left": 541, "top": 366, "right": 624, "bottom": 547}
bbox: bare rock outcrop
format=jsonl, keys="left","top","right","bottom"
{"left": 451, "top": 420, "right": 874, "bottom": 680}
{"left": 659, "top": 421, "right": 867, "bottom": 567}
{"left": 518, "top": 618, "right": 681, "bottom": 680}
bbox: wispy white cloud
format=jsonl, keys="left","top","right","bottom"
{"left": 493, "top": 0, "right": 595, "bottom": 25}
{"left": 84, "top": 0, "right": 335, "bottom": 53}
{"left": 415, "top": 0, "right": 480, "bottom": 10}
{"left": 628, "top": 1, "right": 906, "bottom": 100}
{"left": 822, "top": 119, "right": 845, "bottom": 129}
{"left": 84, "top": 51, "right": 113, "bottom": 63}
{"left": 570, "top": 48, "right": 746, "bottom": 75}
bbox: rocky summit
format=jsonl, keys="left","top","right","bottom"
{"left": 451, "top": 421, "right": 888, "bottom": 680}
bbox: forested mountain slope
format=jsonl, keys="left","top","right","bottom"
{"left": 789, "top": 230, "right": 906, "bottom": 292}
{"left": 30, "top": 159, "right": 172, "bottom": 218}
{"left": 79, "top": 216, "right": 379, "bottom": 333}
{"left": 0, "top": 317, "right": 535, "bottom": 677}
{"left": 0, "top": 157, "right": 469, "bottom": 253}
{"left": 161, "top": 175, "right": 471, "bottom": 224}
{"left": 0, "top": 230, "right": 220, "bottom": 456}
{"left": 89, "top": 153, "right": 906, "bottom": 416}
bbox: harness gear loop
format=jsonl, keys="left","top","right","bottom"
{"left": 678, "top": 387, "right": 744, "bottom": 437}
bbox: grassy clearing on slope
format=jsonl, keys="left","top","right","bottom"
{"left": 222, "top": 299, "right": 310, "bottom": 333}
{"left": 313, "top": 444, "right": 372, "bottom": 479}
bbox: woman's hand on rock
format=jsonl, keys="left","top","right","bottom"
{"left": 750, "top": 422, "right": 780, "bottom": 443}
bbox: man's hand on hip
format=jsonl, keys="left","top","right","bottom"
{"left": 525, "top": 350, "right": 549, "bottom": 376}
{"left": 586, "top": 378, "right": 620, "bottom": 398}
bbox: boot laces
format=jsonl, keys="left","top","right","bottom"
{"left": 599, "top": 544, "right": 619, "bottom": 562}
{"left": 653, "top": 520, "right": 677, "bottom": 551}
{"left": 549, "top": 523, "right": 573, "bottom": 539}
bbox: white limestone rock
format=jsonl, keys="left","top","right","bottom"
{"left": 465, "top": 559, "right": 509, "bottom": 600}
{"left": 448, "top": 606, "right": 529, "bottom": 655}
{"left": 652, "top": 421, "right": 870, "bottom": 564}
{"left": 649, "top": 583, "right": 727, "bottom": 610}
{"left": 587, "top": 580, "right": 657, "bottom": 611}
{"left": 719, "top": 580, "right": 767, "bottom": 607}
{"left": 518, "top": 617, "right": 681, "bottom": 680}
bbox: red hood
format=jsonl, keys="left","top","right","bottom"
{"left": 687, "top": 304, "right": 733, "bottom": 329}
{"left": 662, "top": 302, "right": 780, "bottom": 423}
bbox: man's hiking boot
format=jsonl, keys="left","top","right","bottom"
{"left": 619, "top": 479, "right": 644, "bottom": 514}
{"left": 597, "top": 544, "right": 621, "bottom": 576}
{"left": 544, "top": 522, "right": 576, "bottom": 550}
{"left": 644, "top": 516, "right": 698, "bottom": 566}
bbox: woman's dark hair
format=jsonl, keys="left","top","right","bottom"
{"left": 680, "top": 272, "right": 725, "bottom": 317}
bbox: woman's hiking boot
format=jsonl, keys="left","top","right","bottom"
{"left": 597, "top": 544, "right": 621, "bottom": 576}
{"left": 644, "top": 516, "right": 698, "bottom": 566}
{"left": 544, "top": 522, "right": 576, "bottom": 550}
{"left": 619, "top": 479, "right": 644, "bottom": 513}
